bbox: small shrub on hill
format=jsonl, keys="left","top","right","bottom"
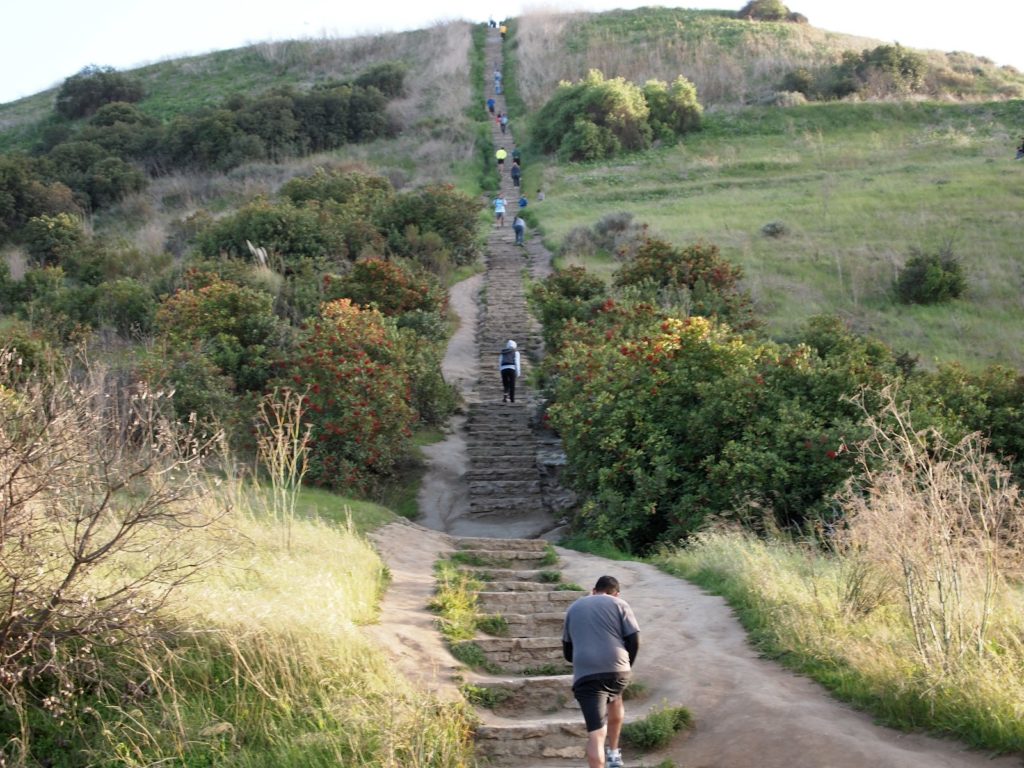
{"left": 737, "top": 0, "right": 790, "bottom": 21}
{"left": 156, "top": 274, "right": 284, "bottom": 394}
{"left": 55, "top": 65, "right": 145, "bottom": 119}
{"left": 643, "top": 76, "right": 703, "bottom": 141}
{"left": 22, "top": 213, "right": 86, "bottom": 267}
{"left": 354, "top": 61, "right": 408, "bottom": 98}
{"left": 380, "top": 184, "right": 481, "bottom": 267}
{"left": 324, "top": 257, "right": 444, "bottom": 317}
{"left": 895, "top": 246, "right": 966, "bottom": 304}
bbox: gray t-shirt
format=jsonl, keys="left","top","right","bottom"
{"left": 562, "top": 593, "right": 640, "bottom": 682}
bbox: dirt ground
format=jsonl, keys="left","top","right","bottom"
{"left": 366, "top": 276, "right": 1023, "bottom": 768}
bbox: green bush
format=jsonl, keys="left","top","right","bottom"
{"left": 93, "top": 277, "right": 156, "bottom": 336}
{"left": 643, "top": 76, "right": 703, "bottom": 142}
{"left": 621, "top": 705, "right": 692, "bottom": 750}
{"left": 196, "top": 198, "right": 348, "bottom": 268}
{"left": 533, "top": 70, "right": 653, "bottom": 161}
{"left": 275, "top": 299, "right": 416, "bottom": 493}
{"left": 325, "top": 258, "right": 444, "bottom": 317}
{"left": 22, "top": 213, "right": 86, "bottom": 267}
{"left": 155, "top": 275, "right": 284, "bottom": 393}
{"left": 737, "top": 0, "right": 789, "bottom": 20}
{"left": 354, "top": 62, "right": 408, "bottom": 98}
{"left": 895, "top": 247, "right": 966, "bottom": 304}
{"left": 380, "top": 184, "right": 481, "bottom": 267}
{"left": 55, "top": 65, "right": 145, "bottom": 119}
{"left": 0, "top": 156, "right": 79, "bottom": 239}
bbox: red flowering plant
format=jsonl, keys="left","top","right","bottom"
{"left": 274, "top": 298, "right": 415, "bottom": 494}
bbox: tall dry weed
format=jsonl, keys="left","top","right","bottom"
{"left": 837, "top": 386, "right": 1024, "bottom": 670}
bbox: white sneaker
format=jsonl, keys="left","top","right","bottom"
{"left": 606, "top": 748, "right": 624, "bottom": 768}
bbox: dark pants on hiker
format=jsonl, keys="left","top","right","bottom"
{"left": 501, "top": 368, "right": 516, "bottom": 402}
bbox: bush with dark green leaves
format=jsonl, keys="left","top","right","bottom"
{"left": 0, "top": 156, "right": 79, "bottom": 239}
{"left": 22, "top": 213, "right": 86, "bottom": 267}
{"left": 155, "top": 274, "right": 285, "bottom": 394}
{"left": 895, "top": 247, "right": 966, "bottom": 304}
{"left": 533, "top": 70, "right": 653, "bottom": 161}
{"left": 642, "top": 76, "right": 703, "bottom": 142}
{"left": 354, "top": 62, "right": 408, "bottom": 98}
{"left": 195, "top": 198, "right": 349, "bottom": 267}
{"left": 92, "top": 277, "right": 156, "bottom": 336}
{"left": 55, "top": 65, "right": 145, "bottom": 120}
{"left": 380, "top": 184, "right": 481, "bottom": 267}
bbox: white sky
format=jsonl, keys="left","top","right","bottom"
{"left": 2, "top": 0, "right": 1020, "bottom": 105}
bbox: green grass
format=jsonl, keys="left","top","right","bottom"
{"left": 655, "top": 531, "right": 1024, "bottom": 753}
{"left": 532, "top": 99, "right": 1024, "bottom": 369}
{"left": 558, "top": 533, "right": 637, "bottom": 561}
{"left": 461, "top": 682, "right": 512, "bottom": 709}
{"left": 621, "top": 705, "right": 693, "bottom": 750}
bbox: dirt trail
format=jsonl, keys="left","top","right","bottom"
{"left": 368, "top": 272, "right": 1021, "bottom": 767}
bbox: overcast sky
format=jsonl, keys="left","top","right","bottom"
{"left": 2, "top": 0, "right": 1020, "bottom": 105}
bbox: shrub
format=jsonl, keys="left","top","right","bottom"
{"left": 325, "top": 257, "right": 445, "bottom": 317}
{"left": 155, "top": 275, "right": 283, "bottom": 394}
{"left": 380, "top": 184, "right": 481, "bottom": 267}
{"left": 0, "top": 156, "right": 79, "bottom": 239}
{"left": 92, "top": 277, "right": 156, "bottom": 336}
{"left": 622, "top": 705, "right": 692, "bottom": 749}
{"left": 643, "top": 76, "right": 703, "bottom": 142}
{"left": 761, "top": 220, "right": 789, "bottom": 237}
{"left": 613, "top": 238, "right": 755, "bottom": 330}
{"left": 22, "top": 213, "right": 86, "bottom": 267}
{"left": 354, "top": 62, "right": 408, "bottom": 98}
{"left": 0, "top": 355, "right": 215, "bottom": 759}
{"left": 55, "top": 65, "right": 145, "bottom": 119}
{"left": 275, "top": 299, "right": 416, "bottom": 493}
{"left": 280, "top": 168, "right": 394, "bottom": 214}
{"left": 533, "top": 70, "right": 652, "bottom": 161}
{"left": 529, "top": 265, "right": 608, "bottom": 347}
{"left": 196, "top": 198, "right": 348, "bottom": 268}
{"left": 895, "top": 246, "right": 966, "bottom": 304}
{"left": 737, "top": 0, "right": 790, "bottom": 21}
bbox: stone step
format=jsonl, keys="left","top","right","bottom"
{"left": 455, "top": 537, "right": 549, "bottom": 552}
{"left": 462, "top": 567, "right": 562, "bottom": 583}
{"left": 468, "top": 481, "right": 540, "bottom": 499}
{"left": 455, "top": 637, "right": 570, "bottom": 674}
{"left": 450, "top": 547, "right": 555, "bottom": 568}
{"left": 464, "top": 467, "right": 536, "bottom": 482}
{"left": 474, "top": 720, "right": 587, "bottom": 763}
{"left": 500, "top": 612, "right": 567, "bottom": 638}
{"left": 469, "top": 498, "right": 546, "bottom": 516}
{"left": 477, "top": 590, "right": 584, "bottom": 615}
{"left": 467, "top": 675, "right": 576, "bottom": 718}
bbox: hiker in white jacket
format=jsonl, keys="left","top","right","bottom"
{"left": 499, "top": 339, "right": 521, "bottom": 403}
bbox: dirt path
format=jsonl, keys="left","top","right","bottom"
{"left": 367, "top": 271, "right": 1022, "bottom": 767}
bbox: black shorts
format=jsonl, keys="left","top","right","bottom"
{"left": 573, "top": 674, "right": 630, "bottom": 732}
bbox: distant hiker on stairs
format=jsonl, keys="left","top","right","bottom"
{"left": 500, "top": 340, "right": 520, "bottom": 403}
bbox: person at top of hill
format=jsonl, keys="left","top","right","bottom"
{"left": 487, "top": 96, "right": 496, "bottom": 114}
{"left": 563, "top": 575, "right": 639, "bottom": 768}
{"left": 499, "top": 23, "right": 508, "bottom": 41}
{"left": 499, "top": 339, "right": 520, "bottom": 403}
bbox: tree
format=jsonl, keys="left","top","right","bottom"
{"left": 0, "top": 354, "right": 219, "bottom": 753}
{"left": 55, "top": 65, "right": 145, "bottom": 119}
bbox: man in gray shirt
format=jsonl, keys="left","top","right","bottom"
{"left": 562, "top": 575, "right": 640, "bottom": 768}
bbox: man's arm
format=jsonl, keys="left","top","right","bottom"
{"left": 624, "top": 632, "right": 639, "bottom": 666}
{"left": 562, "top": 639, "right": 573, "bottom": 663}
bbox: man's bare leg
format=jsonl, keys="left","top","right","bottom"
{"left": 586, "top": 725, "right": 608, "bottom": 768}
{"left": 606, "top": 696, "right": 625, "bottom": 751}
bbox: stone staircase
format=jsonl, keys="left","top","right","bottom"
{"left": 445, "top": 27, "right": 659, "bottom": 768}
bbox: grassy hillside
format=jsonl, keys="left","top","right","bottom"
{"left": 506, "top": 10, "right": 1024, "bottom": 370}
{"left": 512, "top": 7, "right": 1024, "bottom": 109}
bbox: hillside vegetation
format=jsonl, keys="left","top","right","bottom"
{"left": 512, "top": 7, "right": 1024, "bottom": 109}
